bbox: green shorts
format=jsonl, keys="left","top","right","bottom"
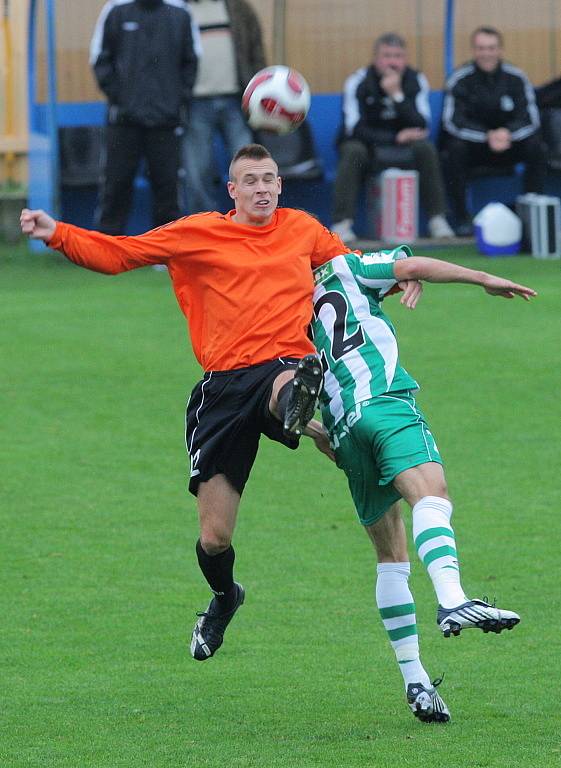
{"left": 332, "top": 391, "right": 443, "bottom": 527}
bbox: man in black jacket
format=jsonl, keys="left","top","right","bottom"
{"left": 442, "top": 26, "right": 547, "bottom": 236}
{"left": 331, "top": 33, "right": 453, "bottom": 244}
{"left": 90, "top": 0, "right": 200, "bottom": 234}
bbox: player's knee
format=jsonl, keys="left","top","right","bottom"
{"left": 395, "top": 462, "right": 450, "bottom": 507}
{"left": 199, "top": 531, "right": 232, "bottom": 555}
{"left": 431, "top": 477, "right": 449, "bottom": 499}
{"left": 413, "top": 484, "right": 449, "bottom": 506}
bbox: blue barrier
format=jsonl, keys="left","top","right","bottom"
{"left": 28, "top": 0, "right": 559, "bottom": 237}
{"left": 39, "top": 94, "right": 560, "bottom": 235}
{"left": 44, "top": 93, "right": 446, "bottom": 233}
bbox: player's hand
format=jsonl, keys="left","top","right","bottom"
{"left": 20, "top": 208, "right": 56, "bottom": 242}
{"left": 304, "top": 419, "right": 335, "bottom": 462}
{"left": 398, "top": 279, "right": 423, "bottom": 309}
{"left": 482, "top": 274, "right": 537, "bottom": 300}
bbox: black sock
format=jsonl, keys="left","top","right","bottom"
{"left": 275, "top": 380, "right": 293, "bottom": 421}
{"left": 196, "top": 539, "right": 236, "bottom": 607}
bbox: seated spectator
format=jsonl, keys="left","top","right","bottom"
{"left": 535, "top": 76, "right": 561, "bottom": 170}
{"left": 442, "top": 26, "right": 547, "bottom": 236}
{"left": 331, "top": 32, "right": 453, "bottom": 244}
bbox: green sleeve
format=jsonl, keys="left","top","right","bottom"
{"left": 348, "top": 245, "right": 412, "bottom": 280}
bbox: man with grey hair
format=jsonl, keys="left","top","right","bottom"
{"left": 332, "top": 32, "right": 453, "bottom": 244}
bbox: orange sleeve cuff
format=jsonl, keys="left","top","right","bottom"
{"left": 47, "top": 221, "right": 66, "bottom": 251}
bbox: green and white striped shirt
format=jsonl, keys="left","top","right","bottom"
{"left": 311, "top": 248, "right": 419, "bottom": 432}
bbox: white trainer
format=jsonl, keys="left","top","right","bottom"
{"left": 331, "top": 218, "right": 358, "bottom": 244}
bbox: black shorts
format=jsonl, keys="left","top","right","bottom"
{"left": 185, "top": 357, "right": 300, "bottom": 497}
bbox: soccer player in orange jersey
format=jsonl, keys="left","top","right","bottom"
{"left": 21, "top": 143, "right": 374, "bottom": 661}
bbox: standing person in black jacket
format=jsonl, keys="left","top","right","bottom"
{"left": 90, "top": 0, "right": 200, "bottom": 234}
{"left": 331, "top": 33, "right": 453, "bottom": 244}
{"left": 442, "top": 26, "right": 546, "bottom": 236}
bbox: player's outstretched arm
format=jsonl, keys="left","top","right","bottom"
{"left": 20, "top": 207, "right": 178, "bottom": 274}
{"left": 20, "top": 209, "right": 56, "bottom": 243}
{"left": 394, "top": 257, "right": 537, "bottom": 300}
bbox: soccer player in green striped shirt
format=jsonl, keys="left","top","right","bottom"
{"left": 311, "top": 247, "right": 535, "bottom": 722}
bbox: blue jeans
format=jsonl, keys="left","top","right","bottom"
{"left": 182, "top": 96, "right": 253, "bottom": 213}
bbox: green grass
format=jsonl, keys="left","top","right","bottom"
{"left": 1, "top": 242, "right": 560, "bottom": 767}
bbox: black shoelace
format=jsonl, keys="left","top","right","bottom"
{"left": 431, "top": 674, "right": 445, "bottom": 689}
{"left": 481, "top": 595, "right": 497, "bottom": 607}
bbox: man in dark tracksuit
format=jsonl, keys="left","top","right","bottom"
{"left": 90, "top": 0, "right": 199, "bottom": 234}
{"left": 332, "top": 32, "right": 453, "bottom": 244}
{"left": 442, "top": 26, "right": 546, "bottom": 236}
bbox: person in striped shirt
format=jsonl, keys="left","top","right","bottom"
{"left": 311, "top": 247, "right": 535, "bottom": 722}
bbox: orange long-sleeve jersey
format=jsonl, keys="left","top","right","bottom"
{"left": 49, "top": 209, "right": 350, "bottom": 371}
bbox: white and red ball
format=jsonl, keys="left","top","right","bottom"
{"left": 242, "top": 65, "right": 311, "bottom": 135}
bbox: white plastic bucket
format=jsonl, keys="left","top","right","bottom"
{"left": 474, "top": 202, "right": 522, "bottom": 256}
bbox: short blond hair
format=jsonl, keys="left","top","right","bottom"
{"left": 229, "top": 144, "right": 275, "bottom": 181}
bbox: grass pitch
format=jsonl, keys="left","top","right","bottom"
{"left": 1, "top": 242, "right": 560, "bottom": 767}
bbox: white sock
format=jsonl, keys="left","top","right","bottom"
{"left": 412, "top": 495, "right": 468, "bottom": 609}
{"left": 376, "top": 562, "right": 431, "bottom": 689}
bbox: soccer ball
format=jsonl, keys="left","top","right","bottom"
{"left": 242, "top": 65, "right": 311, "bottom": 135}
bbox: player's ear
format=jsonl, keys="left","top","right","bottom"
{"left": 227, "top": 181, "right": 236, "bottom": 200}
{"left": 277, "top": 176, "right": 282, "bottom": 194}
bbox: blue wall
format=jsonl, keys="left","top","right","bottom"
{"left": 44, "top": 93, "right": 559, "bottom": 236}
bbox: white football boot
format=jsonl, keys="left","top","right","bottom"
{"left": 437, "top": 598, "right": 520, "bottom": 637}
{"left": 407, "top": 678, "right": 450, "bottom": 723}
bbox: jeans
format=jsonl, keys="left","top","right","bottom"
{"left": 182, "top": 96, "right": 253, "bottom": 214}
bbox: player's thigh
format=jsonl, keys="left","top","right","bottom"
{"left": 392, "top": 462, "right": 448, "bottom": 508}
{"left": 333, "top": 414, "right": 401, "bottom": 527}
{"left": 258, "top": 359, "right": 300, "bottom": 449}
{"left": 185, "top": 373, "right": 260, "bottom": 499}
{"left": 372, "top": 392, "right": 443, "bottom": 486}
{"left": 186, "top": 360, "right": 300, "bottom": 500}
{"left": 268, "top": 367, "right": 296, "bottom": 417}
